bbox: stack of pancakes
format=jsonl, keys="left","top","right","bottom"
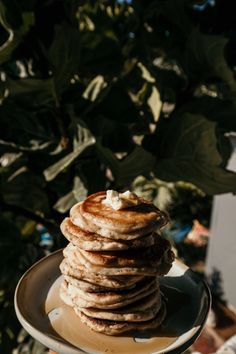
{"left": 59, "top": 191, "right": 174, "bottom": 335}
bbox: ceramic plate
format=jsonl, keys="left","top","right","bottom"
{"left": 14, "top": 250, "right": 211, "bottom": 354}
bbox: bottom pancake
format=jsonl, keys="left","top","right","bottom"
{"left": 74, "top": 303, "right": 166, "bottom": 335}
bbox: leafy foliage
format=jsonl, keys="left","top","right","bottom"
{"left": 145, "top": 113, "right": 236, "bottom": 194}
{"left": 1, "top": 0, "right": 236, "bottom": 352}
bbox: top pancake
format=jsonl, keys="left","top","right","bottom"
{"left": 70, "top": 191, "right": 169, "bottom": 240}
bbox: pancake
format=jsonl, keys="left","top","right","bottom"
{"left": 70, "top": 191, "right": 169, "bottom": 239}
{"left": 59, "top": 190, "right": 174, "bottom": 335}
{"left": 79, "top": 291, "right": 162, "bottom": 322}
{"left": 59, "top": 280, "right": 73, "bottom": 307}
{"left": 63, "top": 275, "right": 135, "bottom": 293}
{"left": 66, "top": 282, "right": 158, "bottom": 310}
{"left": 64, "top": 275, "right": 115, "bottom": 292}
{"left": 71, "top": 248, "right": 158, "bottom": 276}
{"left": 63, "top": 243, "right": 172, "bottom": 276}
{"left": 60, "top": 258, "right": 145, "bottom": 289}
{"left": 65, "top": 278, "right": 158, "bottom": 306}
{"left": 79, "top": 234, "right": 171, "bottom": 268}
{"left": 75, "top": 303, "right": 166, "bottom": 335}
{"left": 61, "top": 218, "right": 155, "bottom": 251}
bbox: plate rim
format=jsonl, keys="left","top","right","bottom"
{"left": 14, "top": 249, "right": 211, "bottom": 354}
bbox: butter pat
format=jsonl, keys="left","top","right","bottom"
{"left": 103, "top": 190, "right": 142, "bottom": 210}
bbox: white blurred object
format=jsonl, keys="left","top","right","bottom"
{"left": 206, "top": 309, "right": 217, "bottom": 328}
{"left": 206, "top": 135, "right": 236, "bottom": 308}
{"left": 216, "top": 335, "right": 236, "bottom": 354}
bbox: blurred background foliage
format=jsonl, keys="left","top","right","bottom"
{"left": 1, "top": 0, "right": 236, "bottom": 352}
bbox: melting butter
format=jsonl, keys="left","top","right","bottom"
{"left": 103, "top": 190, "right": 142, "bottom": 210}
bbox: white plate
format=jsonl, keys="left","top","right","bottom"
{"left": 14, "top": 250, "right": 211, "bottom": 354}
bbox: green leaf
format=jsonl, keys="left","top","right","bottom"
{"left": 0, "top": 216, "right": 23, "bottom": 287}
{"left": 96, "top": 142, "right": 156, "bottom": 186}
{"left": 73, "top": 175, "right": 88, "bottom": 202}
{"left": 93, "top": 84, "right": 140, "bottom": 123}
{"left": 0, "top": 138, "right": 53, "bottom": 153}
{"left": 44, "top": 125, "right": 95, "bottom": 182}
{"left": 159, "top": 0, "right": 193, "bottom": 34}
{"left": 53, "top": 176, "right": 87, "bottom": 213}
{"left": 152, "top": 113, "right": 236, "bottom": 195}
{"left": 82, "top": 75, "right": 107, "bottom": 102}
{"left": 95, "top": 140, "right": 119, "bottom": 177}
{"left": 53, "top": 191, "right": 76, "bottom": 214}
{"left": 184, "top": 29, "right": 236, "bottom": 91}
{"left": 177, "top": 97, "right": 236, "bottom": 131}
{"left": 86, "top": 115, "right": 133, "bottom": 152}
{"left": 147, "top": 86, "right": 162, "bottom": 122}
{"left": 118, "top": 146, "right": 156, "bottom": 185}
{"left": 74, "top": 158, "right": 107, "bottom": 195}
{"left": 81, "top": 32, "right": 123, "bottom": 76}
{"left": 1, "top": 76, "right": 54, "bottom": 107}
{"left": 0, "top": 152, "right": 22, "bottom": 168}
{"left": 49, "top": 24, "right": 80, "bottom": 93}
{"left": 156, "top": 159, "right": 236, "bottom": 195}
{"left": 0, "top": 101, "right": 58, "bottom": 152}
{"left": 2, "top": 167, "right": 50, "bottom": 214}
{"left": 0, "top": 4, "right": 34, "bottom": 65}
